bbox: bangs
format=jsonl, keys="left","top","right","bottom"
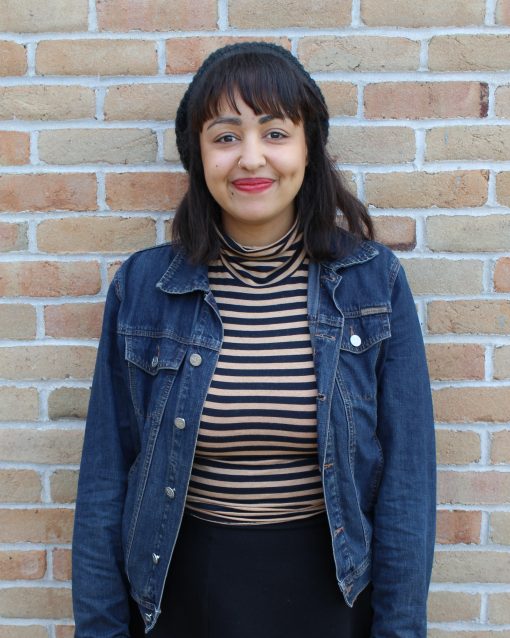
{"left": 189, "top": 52, "right": 309, "bottom": 131}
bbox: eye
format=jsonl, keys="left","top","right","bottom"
{"left": 215, "top": 133, "right": 238, "bottom": 144}
{"left": 266, "top": 130, "right": 287, "bottom": 140}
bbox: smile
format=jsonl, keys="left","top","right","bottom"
{"left": 231, "top": 178, "right": 274, "bottom": 193}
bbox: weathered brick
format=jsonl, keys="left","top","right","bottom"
{"left": 328, "top": 126, "right": 415, "bottom": 164}
{"left": 0, "top": 304, "right": 36, "bottom": 339}
{"left": 429, "top": 35, "right": 510, "bottom": 71}
{"left": 0, "top": 41, "right": 27, "bottom": 76}
{"left": 0, "top": 429, "right": 83, "bottom": 464}
{"left": 50, "top": 470, "right": 78, "bottom": 504}
{"left": 491, "top": 512, "right": 510, "bottom": 544}
{"left": 106, "top": 172, "right": 188, "bottom": 211}
{"left": 364, "top": 82, "right": 488, "bottom": 120}
{"left": 491, "top": 431, "right": 510, "bottom": 464}
{"left": 166, "top": 37, "right": 291, "bottom": 74}
{"left": 36, "top": 40, "right": 158, "bottom": 76}
{"left": 361, "top": 0, "right": 485, "bottom": 26}
{"left": 98, "top": 0, "right": 217, "bottom": 31}
{"left": 432, "top": 550, "right": 510, "bottom": 582}
{"left": 496, "top": 172, "right": 510, "bottom": 206}
{"left": 105, "top": 84, "right": 187, "bottom": 121}
{"left": 55, "top": 628, "right": 74, "bottom": 638}
{"left": 427, "top": 215, "right": 510, "bottom": 252}
{"left": 436, "top": 510, "right": 481, "bottom": 544}
{"left": 39, "top": 129, "right": 157, "bottom": 165}
{"left": 0, "top": 261, "right": 100, "bottom": 297}
{"left": 0, "top": 509, "right": 74, "bottom": 543}
{"left": 372, "top": 216, "right": 416, "bottom": 250}
{"left": 489, "top": 592, "right": 510, "bottom": 623}
{"left": 163, "top": 130, "right": 179, "bottom": 163}
{"left": 0, "top": 387, "right": 39, "bottom": 421}
{"left": 494, "top": 346, "right": 510, "bottom": 380}
{"left": 0, "top": 174, "right": 97, "bottom": 212}
{"left": 0, "top": 131, "right": 29, "bottom": 165}
{"left": 48, "top": 387, "right": 90, "bottom": 420}
{"left": 38, "top": 217, "right": 156, "bottom": 253}
{"left": 494, "top": 257, "right": 510, "bottom": 292}
{"left": 0, "top": 0, "right": 88, "bottom": 32}
{"left": 428, "top": 632, "right": 510, "bottom": 638}
{"left": 0, "top": 222, "right": 28, "bottom": 251}
{"left": 0, "top": 550, "right": 46, "bottom": 580}
{"left": 426, "top": 344, "right": 485, "bottom": 382}
{"left": 427, "top": 126, "right": 510, "bottom": 161}
{"left": 53, "top": 549, "right": 71, "bottom": 581}
{"left": 365, "top": 171, "right": 488, "bottom": 209}
{"left": 435, "top": 429, "right": 481, "bottom": 464}
{"left": 0, "top": 470, "right": 41, "bottom": 502}
{"left": 439, "top": 471, "right": 510, "bottom": 504}
{"left": 427, "top": 591, "right": 480, "bottom": 622}
{"left": 298, "top": 37, "right": 420, "bottom": 72}
{"left": 433, "top": 387, "right": 510, "bottom": 422}
{"left": 0, "top": 86, "right": 95, "bottom": 120}
{"left": 0, "top": 587, "right": 72, "bottom": 619}
{"left": 45, "top": 303, "right": 103, "bottom": 339}
{"left": 229, "top": 0, "right": 350, "bottom": 28}
{"left": 496, "top": 0, "right": 510, "bottom": 24}
{"left": 0, "top": 346, "right": 96, "bottom": 380}
{"left": 403, "top": 259, "right": 483, "bottom": 295}
{"left": 495, "top": 85, "right": 510, "bottom": 117}
{"left": 319, "top": 82, "right": 357, "bottom": 117}
{"left": 428, "top": 300, "right": 510, "bottom": 335}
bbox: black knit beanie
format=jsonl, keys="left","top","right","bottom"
{"left": 174, "top": 41, "right": 329, "bottom": 172}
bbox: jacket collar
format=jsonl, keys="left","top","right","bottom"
{"left": 156, "top": 239, "right": 380, "bottom": 295}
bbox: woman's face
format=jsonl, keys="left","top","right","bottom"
{"left": 199, "top": 95, "right": 307, "bottom": 246}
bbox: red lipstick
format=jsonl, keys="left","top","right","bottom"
{"left": 231, "top": 178, "right": 274, "bottom": 193}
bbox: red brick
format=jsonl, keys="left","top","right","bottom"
{"left": 371, "top": 216, "right": 416, "bottom": 250}
{"left": 0, "top": 86, "right": 95, "bottom": 120}
{"left": 361, "top": 0, "right": 485, "bottom": 26}
{"left": 0, "top": 627, "right": 48, "bottom": 638}
{"left": 48, "top": 387, "right": 90, "bottom": 420}
{"left": 364, "top": 82, "right": 488, "bottom": 119}
{"left": 0, "top": 304, "right": 36, "bottom": 339}
{"left": 97, "top": 0, "right": 217, "bottom": 31}
{"left": 52, "top": 549, "right": 71, "bottom": 581}
{"left": 428, "top": 300, "right": 510, "bottom": 335}
{"left": 106, "top": 172, "right": 188, "bottom": 211}
{"left": 0, "top": 0, "right": 88, "bottom": 32}
{"left": 0, "top": 346, "right": 97, "bottom": 380}
{"left": 166, "top": 37, "right": 291, "bottom": 74}
{"left": 230, "top": 0, "right": 350, "bottom": 28}
{"left": 0, "top": 587, "right": 72, "bottom": 619}
{"left": 426, "top": 344, "right": 485, "bottom": 381}
{"left": 0, "top": 469, "right": 41, "bottom": 502}
{"left": 50, "top": 470, "right": 78, "bottom": 503}
{"left": 45, "top": 303, "right": 104, "bottom": 339}
{"left": 0, "top": 41, "right": 27, "bottom": 76}
{"left": 104, "top": 84, "right": 187, "bottom": 121}
{"left": 436, "top": 510, "right": 481, "bottom": 544}
{"left": 0, "top": 131, "right": 30, "bottom": 165}
{"left": 55, "top": 628, "right": 74, "bottom": 638}
{"left": 439, "top": 471, "right": 510, "bottom": 505}
{"left": 497, "top": 0, "right": 510, "bottom": 24}
{"left": 0, "top": 429, "right": 84, "bottom": 464}
{"left": 0, "top": 551, "right": 46, "bottom": 580}
{"left": 429, "top": 35, "right": 510, "bottom": 71}
{"left": 0, "top": 261, "right": 100, "bottom": 297}
{"left": 0, "top": 509, "right": 74, "bottom": 543}
{"left": 0, "top": 174, "right": 97, "bottom": 212}
{"left": 495, "top": 257, "right": 510, "bottom": 292}
{"left": 0, "top": 222, "right": 28, "bottom": 251}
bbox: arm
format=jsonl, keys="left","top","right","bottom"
{"left": 72, "top": 273, "right": 139, "bottom": 638}
{"left": 371, "top": 263, "right": 436, "bottom": 637}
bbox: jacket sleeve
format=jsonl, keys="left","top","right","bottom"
{"left": 370, "top": 262, "right": 436, "bottom": 638}
{"left": 72, "top": 272, "right": 139, "bottom": 638}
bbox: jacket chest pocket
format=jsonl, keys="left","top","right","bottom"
{"left": 125, "top": 335, "right": 187, "bottom": 421}
{"left": 338, "top": 305, "right": 391, "bottom": 400}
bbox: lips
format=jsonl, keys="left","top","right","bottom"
{"left": 231, "top": 178, "right": 274, "bottom": 193}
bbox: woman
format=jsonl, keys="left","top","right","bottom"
{"left": 72, "top": 42, "right": 436, "bottom": 638}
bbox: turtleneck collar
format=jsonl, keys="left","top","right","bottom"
{"left": 214, "top": 219, "right": 307, "bottom": 287}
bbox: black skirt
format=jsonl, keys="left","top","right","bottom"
{"left": 130, "top": 512, "right": 373, "bottom": 638}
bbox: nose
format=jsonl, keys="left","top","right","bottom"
{"left": 237, "top": 135, "right": 266, "bottom": 170}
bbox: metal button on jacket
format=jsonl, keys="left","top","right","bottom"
{"left": 190, "top": 353, "right": 202, "bottom": 367}
{"left": 174, "top": 417, "right": 186, "bottom": 430}
{"left": 350, "top": 334, "right": 362, "bottom": 347}
{"left": 152, "top": 553, "right": 160, "bottom": 565}
{"left": 165, "top": 486, "right": 175, "bottom": 499}
{"left": 151, "top": 355, "right": 159, "bottom": 368}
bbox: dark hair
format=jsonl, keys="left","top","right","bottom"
{"left": 172, "top": 42, "right": 373, "bottom": 263}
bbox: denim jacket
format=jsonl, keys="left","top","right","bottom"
{"left": 72, "top": 237, "right": 436, "bottom": 638}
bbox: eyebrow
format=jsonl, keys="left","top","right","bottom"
{"left": 206, "top": 114, "right": 277, "bottom": 130}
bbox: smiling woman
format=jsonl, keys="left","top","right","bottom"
{"left": 72, "top": 42, "right": 436, "bottom": 638}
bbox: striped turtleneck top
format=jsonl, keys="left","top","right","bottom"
{"left": 185, "top": 222, "right": 326, "bottom": 525}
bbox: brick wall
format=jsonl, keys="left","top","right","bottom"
{"left": 0, "top": 0, "right": 509, "bottom": 635}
